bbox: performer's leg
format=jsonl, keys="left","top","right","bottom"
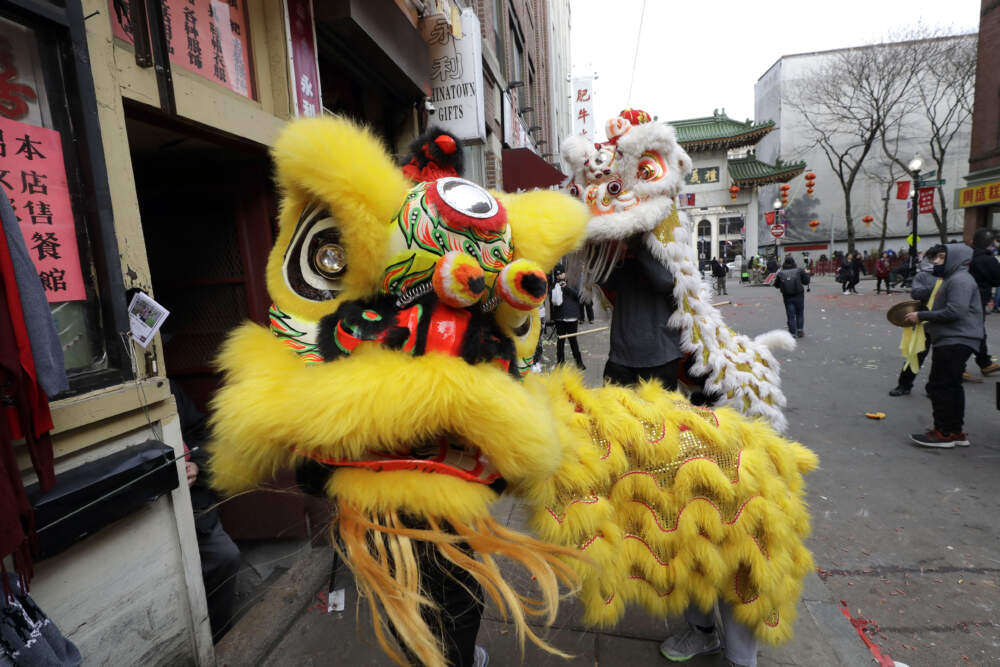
{"left": 398, "top": 539, "right": 484, "bottom": 667}
{"left": 660, "top": 605, "right": 721, "bottom": 661}
{"left": 783, "top": 297, "right": 796, "bottom": 334}
{"left": 718, "top": 601, "right": 759, "bottom": 667}
{"left": 793, "top": 293, "right": 805, "bottom": 334}
{"left": 555, "top": 320, "right": 570, "bottom": 363}
{"left": 603, "top": 359, "right": 638, "bottom": 386}
{"left": 566, "top": 322, "right": 585, "bottom": 368}
{"left": 636, "top": 359, "right": 679, "bottom": 391}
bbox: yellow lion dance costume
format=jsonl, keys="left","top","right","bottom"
{"left": 208, "top": 116, "right": 817, "bottom": 666}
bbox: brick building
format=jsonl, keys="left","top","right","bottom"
{"left": 472, "top": 0, "right": 570, "bottom": 190}
{"left": 960, "top": 0, "right": 1000, "bottom": 236}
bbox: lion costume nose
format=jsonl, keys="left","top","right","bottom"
{"left": 433, "top": 251, "right": 487, "bottom": 308}
{"left": 496, "top": 259, "right": 547, "bottom": 310}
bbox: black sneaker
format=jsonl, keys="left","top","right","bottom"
{"left": 888, "top": 386, "right": 911, "bottom": 397}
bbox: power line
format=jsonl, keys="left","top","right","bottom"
{"left": 626, "top": 0, "right": 647, "bottom": 107}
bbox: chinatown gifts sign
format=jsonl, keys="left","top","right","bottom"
{"left": 572, "top": 75, "right": 595, "bottom": 142}
{"left": 285, "top": 0, "right": 321, "bottom": 117}
{"left": 917, "top": 187, "right": 935, "bottom": 214}
{"left": 110, "top": 0, "right": 253, "bottom": 99}
{"left": 0, "top": 117, "right": 86, "bottom": 302}
{"left": 426, "top": 8, "right": 486, "bottom": 142}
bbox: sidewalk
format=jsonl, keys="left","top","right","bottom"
{"left": 217, "top": 494, "right": 874, "bottom": 666}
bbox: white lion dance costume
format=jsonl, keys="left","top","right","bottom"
{"left": 562, "top": 109, "right": 795, "bottom": 433}
{"left": 208, "top": 116, "right": 817, "bottom": 666}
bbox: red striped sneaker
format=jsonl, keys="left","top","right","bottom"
{"left": 909, "top": 430, "right": 955, "bottom": 448}
{"left": 949, "top": 432, "right": 970, "bottom": 447}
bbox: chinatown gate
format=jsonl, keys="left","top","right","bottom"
{"left": 670, "top": 111, "right": 805, "bottom": 263}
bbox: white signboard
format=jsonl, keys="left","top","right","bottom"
{"left": 571, "top": 75, "right": 595, "bottom": 142}
{"left": 427, "top": 8, "right": 486, "bottom": 142}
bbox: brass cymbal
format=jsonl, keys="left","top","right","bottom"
{"left": 887, "top": 300, "right": 922, "bottom": 327}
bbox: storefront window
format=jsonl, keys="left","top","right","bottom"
{"left": 0, "top": 18, "right": 108, "bottom": 384}
{"left": 109, "top": 0, "right": 255, "bottom": 100}
{"left": 2, "top": 6, "right": 131, "bottom": 394}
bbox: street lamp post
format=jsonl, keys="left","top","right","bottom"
{"left": 908, "top": 156, "right": 922, "bottom": 275}
{"left": 773, "top": 198, "right": 783, "bottom": 260}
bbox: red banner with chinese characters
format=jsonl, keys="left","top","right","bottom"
{"left": 286, "top": 0, "right": 320, "bottom": 117}
{"left": 0, "top": 117, "right": 86, "bottom": 302}
{"left": 109, "top": 0, "right": 253, "bottom": 99}
{"left": 918, "top": 187, "right": 934, "bottom": 214}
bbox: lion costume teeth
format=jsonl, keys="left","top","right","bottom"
{"left": 208, "top": 116, "right": 817, "bottom": 666}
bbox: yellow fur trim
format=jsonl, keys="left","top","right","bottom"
{"left": 207, "top": 323, "right": 562, "bottom": 496}
{"left": 497, "top": 189, "right": 590, "bottom": 271}
{"left": 330, "top": 469, "right": 499, "bottom": 525}
{"left": 268, "top": 116, "right": 412, "bottom": 322}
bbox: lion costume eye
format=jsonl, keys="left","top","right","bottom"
{"left": 283, "top": 203, "right": 344, "bottom": 301}
{"left": 607, "top": 180, "right": 623, "bottom": 195}
{"left": 568, "top": 184, "right": 580, "bottom": 198}
{"left": 637, "top": 152, "right": 666, "bottom": 181}
{"left": 312, "top": 237, "right": 346, "bottom": 278}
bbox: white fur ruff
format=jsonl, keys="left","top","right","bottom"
{"left": 639, "top": 206, "right": 792, "bottom": 432}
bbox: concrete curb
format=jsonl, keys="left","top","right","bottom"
{"left": 214, "top": 545, "right": 334, "bottom": 666}
{"left": 795, "top": 570, "right": 876, "bottom": 666}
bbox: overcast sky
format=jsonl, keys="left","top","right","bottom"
{"left": 569, "top": 0, "right": 980, "bottom": 131}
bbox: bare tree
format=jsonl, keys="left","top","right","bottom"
{"left": 874, "top": 33, "right": 976, "bottom": 243}
{"left": 919, "top": 34, "right": 976, "bottom": 239}
{"left": 787, "top": 39, "right": 924, "bottom": 252}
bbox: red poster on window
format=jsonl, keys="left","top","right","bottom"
{"left": 286, "top": 0, "right": 320, "bottom": 117}
{"left": 0, "top": 117, "right": 86, "bottom": 302}
{"left": 109, "top": 0, "right": 254, "bottom": 99}
{"left": 918, "top": 187, "right": 935, "bottom": 214}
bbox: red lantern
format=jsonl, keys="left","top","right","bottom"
{"left": 809, "top": 219, "right": 820, "bottom": 229}
{"left": 728, "top": 184, "right": 740, "bottom": 200}
{"left": 780, "top": 184, "right": 791, "bottom": 192}
{"left": 805, "top": 172, "right": 816, "bottom": 181}
{"left": 862, "top": 215, "right": 874, "bottom": 227}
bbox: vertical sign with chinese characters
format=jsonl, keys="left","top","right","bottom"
{"left": 571, "top": 75, "right": 595, "bottom": 142}
{"left": 0, "top": 117, "right": 86, "bottom": 302}
{"left": 109, "top": 0, "right": 253, "bottom": 99}
{"left": 426, "top": 8, "right": 485, "bottom": 142}
{"left": 285, "top": 0, "right": 321, "bottom": 117}
{"left": 917, "top": 187, "right": 935, "bottom": 214}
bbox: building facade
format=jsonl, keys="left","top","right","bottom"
{"left": 960, "top": 0, "right": 1000, "bottom": 235}
{"left": 755, "top": 37, "right": 974, "bottom": 258}
{"left": 672, "top": 111, "right": 805, "bottom": 263}
{"left": 0, "top": 0, "right": 575, "bottom": 663}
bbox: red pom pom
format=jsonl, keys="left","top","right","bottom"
{"left": 434, "top": 134, "right": 458, "bottom": 155}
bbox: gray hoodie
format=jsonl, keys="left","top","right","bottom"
{"left": 916, "top": 244, "right": 984, "bottom": 350}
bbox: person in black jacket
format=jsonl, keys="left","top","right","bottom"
{"left": 550, "top": 265, "right": 585, "bottom": 370}
{"left": 710, "top": 257, "right": 728, "bottom": 296}
{"left": 849, "top": 252, "right": 865, "bottom": 294}
{"left": 170, "top": 380, "right": 242, "bottom": 640}
{"left": 773, "top": 256, "right": 810, "bottom": 338}
{"left": 967, "top": 228, "right": 1000, "bottom": 377}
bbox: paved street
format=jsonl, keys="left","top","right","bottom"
{"left": 242, "top": 274, "right": 1000, "bottom": 667}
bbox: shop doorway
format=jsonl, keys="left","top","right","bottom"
{"left": 125, "top": 105, "right": 323, "bottom": 541}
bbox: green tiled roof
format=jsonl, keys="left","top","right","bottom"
{"left": 668, "top": 110, "right": 775, "bottom": 151}
{"left": 728, "top": 155, "right": 807, "bottom": 187}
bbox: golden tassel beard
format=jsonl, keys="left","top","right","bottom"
{"left": 334, "top": 499, "right": 584, "bottom": 667}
